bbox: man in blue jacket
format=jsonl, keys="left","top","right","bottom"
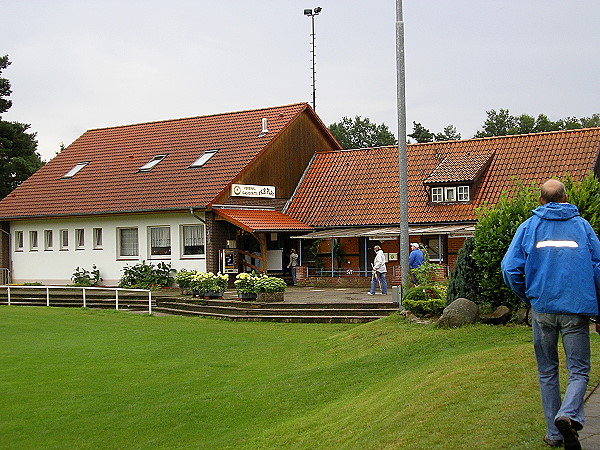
{"left": 502, "top": 179, "right": 600, "bottom": 449}
{"left": 409, "top": 242, "right": 424, "bottom": 284}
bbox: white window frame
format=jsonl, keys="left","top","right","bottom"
{"left": 29, "top": 231, "right": 38, "bottom": 251}
{"left": 431, "top": 185, "right": 470, "bottom": 203}
{"left": 431, "top": 187, "right": 443, "bottom": 203}
{"left": 139, "top": 154, "right": 167, "bottom": 172}
{"left": 93, "top": 228, "right": 103, "bottom": 250}
{"left": 425, "top": 236, "right": 443, "bottom": 263}
{"left": 189, "top": 150, "right": 218, "bottom": 168}
{"left": 444, "top": 187, "right": 456, "bottom": 202}
{"left": 181, "top": 224, "right": 205, "bottom": 258}
{"left": 149, "top": 226, "right": 171, "bottom": 258}
{"left": 62, "top": 161, "right": 89, "bottom": 179}
{"left": 44, "top": 230, "right": 54, "bottom": 251}
{"left": 118, "top": 227, "right": 139, "bottom": 259}
{"left": 457, "top": 185, "right": 470, "bottom": 202}
{"left": 15, "top": 231, "right": 24, "bottom": 251}
{"left": 75, "top": 229, "right": 85, "bottom": 250}
{"left": 60, "top": 229, "right": 69, "bottom": 250}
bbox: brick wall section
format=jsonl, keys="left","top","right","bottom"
{"left": 447, "top": 237, "right": 465, "bottom": 270}
{"left": 0, "top": 222, "right": 9, "bottom": 271}
{"left": 205, "top": 211, "right": 228, "bottom": 274}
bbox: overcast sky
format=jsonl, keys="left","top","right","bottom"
{"left": 3, "top": 0, "right": 599, "bottom": 162}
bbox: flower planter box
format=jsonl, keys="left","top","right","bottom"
{"left": 257, "top": 292, "right": 284, "bottom": 303}
{"left": 204, "top": 291, "right": 224, "bottom": 299}
{"left": 238, "top": 292, "right": 258, "bottom": 301}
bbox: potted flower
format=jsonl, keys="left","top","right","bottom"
{"left": 174, "top": 269, "right": 197, "bottom": 295}
{"left": 208, "top": 272, "right": 229, "bottom": 298}
{"left": 254, "top": 275, "right": 286, "bottom": 302}
{"left": 189, "top": 272, "right": 207, "bottom": 297}
{"left": 191, "top": 272, "right": 229, "bottom": 299}
{"left": 234, "top": 272, "right": 259, "bottom": 301}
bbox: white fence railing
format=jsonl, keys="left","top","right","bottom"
{"left": 0, "top": 285, "right": 153, "bottom": 315}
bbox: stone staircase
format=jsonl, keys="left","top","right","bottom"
{"left": 153, "top": 297, "right": 399, "bottom": 323}
{"left": 0, "top": 287, "right": 400, "bottom": 323}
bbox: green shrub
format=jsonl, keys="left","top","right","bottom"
{"left": 403, "top": 285, "right": 444, "bottom": 302}
{"left": 411, "top": 260, "right": 443, "bottom": 286}
{"left": 402, "top": 298, "right": 445, "bottom": 316}
{"left": 253, "top": 276, "right": 287, "bottom": 293}
{"left": 118, "top": 261, "right": 175, "bottom": 289}
{"left": 564, "top": 172, "right": 600, "bottom": 234}
{"left": 71, "top": 265, "right": 102, "bottom": 287}
{"left": 472, "top": 181, "right": 537, "bottom": 310}
{"left": 174, "top": 269, "right": 197, "bottom": 290}
{"left": 446, "top": 238, "right": 483, "bottom": 305}
{"left": 402, "top": 285, "right": 445, "bottom": 316}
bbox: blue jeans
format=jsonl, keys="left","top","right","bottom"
{"left": 370, "top": 271, "right": 387, "bottom": 294}
{"left": 531, "top": 310, "right": 590, "bottom": 440}
{"left": 290, "top": 266, "right": 297, "bottom": 285}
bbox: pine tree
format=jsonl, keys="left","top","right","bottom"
{"left": 446, "top": 238, "right": 482, "bottom": 305}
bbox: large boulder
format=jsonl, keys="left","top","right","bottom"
{"left": 480, "top": 305, "right": 512, "bottom": 325}
{"left": 438, "top": 298, "right": 480, "bottom": 328}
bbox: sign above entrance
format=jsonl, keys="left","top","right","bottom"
{"left": 231, "top": 184, "right": 276, "bottom": 198}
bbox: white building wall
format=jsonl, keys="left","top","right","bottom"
{"left": 10, "top": 212, "right": 207, "bottom": 285}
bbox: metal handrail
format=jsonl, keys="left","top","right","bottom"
{"left": 0, "top": 285, "right": 152, "bottom": 315}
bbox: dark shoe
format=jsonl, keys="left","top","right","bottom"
{"left": 555, "top": 416, "right": 581, "bottom": 450}
{"left": 543, "top": 435, "right": 563, "bottom": 447}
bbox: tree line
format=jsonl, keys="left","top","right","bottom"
{"left": 0, "top": 55, "right": 44, "bottom": 199}
{"left": 329, "top": 110, "right": 600, "bottom": 148}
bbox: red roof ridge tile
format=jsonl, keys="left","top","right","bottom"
{"left": 87, "top": 102, "right": 311, "bottom": 133}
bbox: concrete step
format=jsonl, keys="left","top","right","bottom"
{"left": 156, "top": 301, "right": 396, "bottom": 317}
{"left": 156, "top": 296, "right": 397, "bottom": 310}
{"left": 153, "top": 300, "right": 398, "bottom": 323}
{"left": 153, "top": 307, "right": 382, "bottom": 324}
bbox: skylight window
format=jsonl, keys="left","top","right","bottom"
{"left": 139, "top": 154, "right": 167, "bottom": 172}
{"left": 62, "top": 162, "right": 89, "bottom": 179}
{"left": 189, "top": 149, "right": 218, "bottom": 168}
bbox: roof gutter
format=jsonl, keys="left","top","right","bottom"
{"left": 189, "top": 207, "right": 206, "bottom": 224}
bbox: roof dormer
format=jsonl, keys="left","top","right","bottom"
{"left": 424, "top": 150, "right": 494, "bottom": 204}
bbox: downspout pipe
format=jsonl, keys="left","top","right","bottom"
{"left": 190, "top": 207, "right": 210, "bottom": 245}
{"left": 189, "top": 207, "right": 206, "bottom": 224}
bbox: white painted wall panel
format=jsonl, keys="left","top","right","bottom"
{"left": 10, "top": 212, "right": 207, "bottom": 285}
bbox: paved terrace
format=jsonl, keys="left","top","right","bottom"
{"left": 158, "top": 285, "right": 399, "bottom": 303}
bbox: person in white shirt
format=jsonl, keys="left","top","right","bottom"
{"left": 368, "top": 245, "right": 388, "bottom": 295}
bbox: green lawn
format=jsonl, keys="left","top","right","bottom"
{"left": 1, "top": 306, "right": 599, "bottom": 449}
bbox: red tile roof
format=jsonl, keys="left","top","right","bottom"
{"left": 0, "top": 103, "right": 313, "bottom": 219}
{"left": 423, "top": 150, "right": 494, "bottom": 185}
{"left": 286, "top": 128, "right": 600, "bottom": 227}
{"left": 214, "top": 209, "right": 312, "bottom": 233}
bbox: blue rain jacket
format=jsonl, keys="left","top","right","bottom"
{"left": 501, "top": 202, "right": 600, "bottom": 315}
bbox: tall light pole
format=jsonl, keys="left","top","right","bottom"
{"left": 396, "top": 0, "right": 410, "bottom": 289}
{"left": 304, "top": 7, "right": 322, "bottom": 111}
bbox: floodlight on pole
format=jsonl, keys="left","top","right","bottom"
{"left": 304, "top": 7, "right": 322, "bottom": 111}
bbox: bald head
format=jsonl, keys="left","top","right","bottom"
{"left": 540, "top": 179, "right": 567, "bottom": 204}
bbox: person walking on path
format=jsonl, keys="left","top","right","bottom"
{"left": 287, "top": 249, "right": 299, "bottom": 286}
{"left": 409, "top": 242, "right": 424, "bottom": 285}
{"left": 501, "top": 179, "right": 600, "bottom": 450}
{"left": 368, "top": 245, "right": 387, "bottom": 295}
